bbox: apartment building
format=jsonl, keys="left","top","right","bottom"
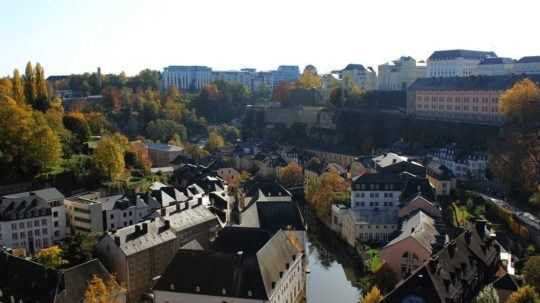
{"left": 429, "top": 144, "right": 488, "bottom": 181}
{"left": 471, "top": 56, "right": 540, "bottom": 76}
{"left": 0, "top": 188, "right": 66, "bottom": 253}
{"left": 337, "top": 64, "right": 377, "bottom": 91}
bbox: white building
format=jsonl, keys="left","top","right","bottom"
{"left": 0, "top": 188, "right": 66, "bottom": 253}
{"left": 162, "top": 66, "right": 213, "bottom": 91}
{"left": 514, "top": 56, "right": 540, "bottom": 74}
{"left": 337, "top": 64, "right": 377, "bottom": 91}
{"left": 378, "top": 56, "right": 426, "bottom": 91}
{"left": 153, "top": 229, "right": 306, "bottom": 303}
{"left": 426, "top": 49, "right": 497, "bottom": 78}
{"left": 471, "top": 57, "right": 515, "bottom": 76}
{"left": 429, "top": 144, "right": 488, "bottom": 181}
{"left": 272, "top": 65, "right": 300, "bottom": 87}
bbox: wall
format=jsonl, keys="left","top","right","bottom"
{"left": 380, "top": 237, "right": 430, "bottom": 279}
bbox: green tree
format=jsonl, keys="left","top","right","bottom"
{"left": 475, "top": 285, "right": 500, "bottom": 303}
{"left": 93, "top": 135, "right": 126, "bottom": 181}
{"left": 523, "top": 256, "right": 540, "bottom": 288}
{"left": 62, "top": 233, "right": 97, "bottom": 266}
{"left": 34, "top": 246, "right": 66, "bottom": 269}
{"left": 145, "top": 119, "right": 187, "bottom": 143}
{"left": 12, "top": 69, "right": 25, "bottom": 104}
{"left": 23, "top": 62, "right": 36, "bottom": 106}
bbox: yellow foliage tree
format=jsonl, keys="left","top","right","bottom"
{"left": 360, "top": 286, "right": 382, "bottom": 303}
{"left": 84, "top": 274, "right": 125, "bottom": 303}
{"left": 93, "top": 136, "right": 126, "bottom": 181}
{"left": 307, "top": 170, "right": 348, "bottom": 221}
{"left": 505, "top": 285, "right": 539, "bottom": 303}
{"left": 206, "top": 131, "right": 225, "bottom": 152}
{"left": 500, "top": 78, "right": 540, "bottom": 126}
{"left": 297, "top": 70, "right": 322, "bottom": 90}
{"left": 34, "top": 245, "right": 66, "bottom": 269}
{"left": 278, "top": 162, "right": 303, "bottom": 187}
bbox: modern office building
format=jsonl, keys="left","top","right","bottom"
{"left": 162, "top": 66, "right": 213, "bottom": 91}
{"left": 378, "top": 56, "right": 426, "bottom": 91}
{"left": 426, "top": 50, "right": 497, "bottom": 78}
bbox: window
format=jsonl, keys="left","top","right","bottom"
{"left": 20, "top": 232, "right": 25, "bottom": 239}
{"left": 41, "top": 219, "right": 47, "bottom": 225}
{"left": 110, "top": 214, "right": 114, "bottom": 219}
{"left": 35, "top": 229, "right": 40, "bottom": 236}
{"left": 54, "top": 222, "right": 58, "bottom": 227}
{"left": 42, "top": 229, "right": 48, "bottom": 235}
{"left": 53, "top": 211, "right": 58, "bottom": 218}
{"left": 11, "top": 223, "right": 17, "bottom": 231}
{"left": 123, "top": 213, "right": 127, "bottom": 218}
{"left": 12, "top": 233, "right": 18, "bottom": 240}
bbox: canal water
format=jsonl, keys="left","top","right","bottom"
{"left": 302, "top": 206, "right": 365, "bottom": 303}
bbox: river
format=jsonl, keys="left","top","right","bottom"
{"left": 302, "top": 206, "right": 365, "bottom": 303}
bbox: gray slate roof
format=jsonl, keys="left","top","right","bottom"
{"left": 409, "top": 74, "right": 540, "bottom": 91}
{"left": 428, "top": 50, "right": 497, "bottom": 61}
{"left": 385, "top": 211, "right": 442, "bottom": 253}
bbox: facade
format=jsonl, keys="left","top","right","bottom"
{"left": 381, "top": 211, "right": 446, "bottom": 279}
{"left": 426, "top": 161, "right": 457, "bottom": 196}
{"left": 145, "top": 143, "right": 184, "bottom": 167}
{"left": 378, "top": 57, "right": 426, "bottom": 91}
{"left": 272, "top": 65, "right": 300, "bottom": 87}
{"left": 0, "top": 188, "right": 66, "bottom": 253}
{"left": 407, "top": 74, "right": 540, "bottom": 125}
{"left": 162, "top": 66, "right": 213, "bottom": 91}
{"left": 398, "top": 194, "right": 441, "bottom": 219}
{"left": 514, "top": 56, "right": 540, "bottom": 74}
{"left": 153, "top": 229, "right": 305, "bottom": 303}
{"left": 471, "top": 56, "right": 540, "bottom": 76}
{"left": 426, "top": 49, "right": 497, "bottom": 78}
{"left": 381, "top": 221, "right": 502, "bottom": 303}
{"left": 96, "top": 207, "right": 219, "bottom": 302}
{"left": 429, "top": 144, "right": 488, "bottom": 181}
{"left": 337, "top": 64, "right": 377, "bottom": 91}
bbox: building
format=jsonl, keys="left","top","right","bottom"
{"left": 407, "top": 74, "right": 540, "bottom": 125}
{"left": 0, "top": 188, "right": 66, "bottom": 253}
{"left": 381, "top": 221, "right": 502, "bottom": 303}
{"left": 398, "top": 194, "right": 441, "bottom": 219}
{"left": 162, "top": 66, "right": 213, "bottom": 91}
{"left": 337, "top": 64, "right": 377, "bottom": 91}
{"left": 472, "top": 57, "right": 515, "bottom": 76}
{"left": 0, "top": 248, "right": 125, "bottom": 303}
{"left": 145, "top": 143, "right": 184, "bottom": 167}
{"left": 340, "top": 209, "right": 399, "bottom": 245}
{"left": 380, "top": 211, "right": 447, "bottom": 279}
{"left": 378, "top": 57, "right": 426, "bottom": 91}
{"left": 426, "top": 161, "right": 457, "bottom": 196}
{"left": 429, "top": 144, "right": 489, "bottom": 181}
{"left": 272, "top": 65, "right": 300, "bottom": 87}
{"left": 153, "top": 229, "right": 306, "bottom": 303}
{"left": 514, "top": 56, "right": 540, "bottom": 74}
{"left": 95, "top": 206, "right": 219, "bottom": 302}
{"left": 426, "top": 49, "right": 497, "bottom": 78}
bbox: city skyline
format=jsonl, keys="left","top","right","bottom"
{"left": 2, "top": 0, "right": 540, "bottom": 76}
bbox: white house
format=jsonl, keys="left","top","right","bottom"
{"left": 378, "top": 57, "right": 426, "bottom": 91}
{"left": 426, "top": 49, "right": 497, "bottom": 78}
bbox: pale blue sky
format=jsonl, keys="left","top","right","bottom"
{"left": 1, "top": 0, "right": 539, "bottom": 76}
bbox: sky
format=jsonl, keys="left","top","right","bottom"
{"left": 1, "top": 0, "right": 540, "bottom": 77}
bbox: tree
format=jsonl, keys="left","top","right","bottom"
{"left": 93, "top": 135, "right": 126, "bottom": 181}
{"left": 505, "top": 285, "right": 539, "bottom": 303}
{"left": 23, "top": 62, "right": 36, "bottom": 106}
{"left": 34, "top": 63, "right": 49, "bottom": 111}
{"left": 184, "top": 143, "right": 210, "bottom": 160}
{"left": 206, "top": 131, "right": 225, "bottom": 152}
{"left": 62, "top": 233, "right": 97, "bottom": 267}
{"left": 297, "top": 70, "right": 322, "bottom": 90}
{"left": 360, "top": 286, "right": 382, "bottom": 303}
{"left": 64, "top": 112, "right": 91, "bottom": 142}
{"left": 34, "top": 246, "right": 66, "bottom": 269}
{"left": 500, "top": 79, "right": 540, "bottom": 127}
{"left": 475, "top": 285, "right": 500, "bottom": 303}
{"left": 84, "top": 274, "right": 124, "bottom": 303}
{"left": 129, "top": 142, "right": 152, "bottom": 173}
{"left": 145, "top": 119, "right": 187, "bottom": 143}
{"left": 29, "top": 111, "right": 63, "bottom": 173}
{"left": 278, "top": 162, "right": 303, "bottom": 187}
{"left": 523, "top": 256, "right": 540, "bottom": 288}
{"left": 12, "top": 69, "right": 25, "bottom": 104}
{"left": 272, "top": 81, "right": 292, "bottom": 103}
{"left": 306, "top": 170, "right": 348, "bottom": 221}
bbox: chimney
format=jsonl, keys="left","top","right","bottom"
{"left": 114, "top": 236, "right": 121, "bottom": 246}
{"left": 142, "top": 222, "right": 148, "bottom": 234}
{"left": 448, "top": 240, "right": 456, "bottom": 257}
{"left": 428, "top": 256, "right": 439, "bottom": 273}
{"left": 176, "top": 203, "right": 181, "bottom": 213}
{"left": 135, "top": 225, "right": 141, "bottom": 234}
{"left": 464, "top": 230, "right": 472, "bottom": 245}
{"left": 164, "top": 220, "right": 170, "bottom": 230}
{"left": 161, "top": 207, "right": 166, "bottom": 217}
{"left": 475, "top": 219, "right": 487, "bottom": 238}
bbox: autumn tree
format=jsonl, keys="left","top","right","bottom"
{"left": 183, "top": 143, "right": 210, "bottom": 160}
{"left": 23, "top": 62, "right": 36, "bottom": 106}
{"left": 84, "top": 274, "right": 124, "bottom": 303}
{"left": 296, "top": 70, "right": 322, "bottom": 90}
{"left": 500, "top": 79, "right": 540, "bottom": 127}
{"left": 146, "top": 119, "right": 187, "bottom": 143}
{"left": 306, "top": 170, "right": 348, "bottom": 221}
{"left": 272, "top": 81, "right": 293, "bottom": 103}
{"left": 34, "top": 246, "right": 66, "bottom": 269}
{"left": 0, "top": 78, "right": 13, "bottom": 97}
{"left": 505, "top": 285, "right": 539, "bottom": 303}
{"left": 128, "top": 141, "right": 152, "bottom": 173}
{"left": 359, "top": 286, "right": 382, "bottom": 303}
{"left": 523, "top": 256, "right": 540, "bottom": 288}
{"left": 206, "top": 131, "right": 225, "bottom": 152}
{"left": 34, "top": 63, "right": 49, "bottom": 111}
{"left": 93, "top": 135, "right": 126, "bottom": 181}
{"left": 278, "top": 162, "right": 304, "bottom": 187}
{"left": 12, "top": 69, "right": 25, "bottom": 104}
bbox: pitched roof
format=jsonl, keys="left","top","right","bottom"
{"left": 428, "top": 50, "right": 497, "bottom": 61}
{"left": 409, "top": 74, "right": 540, "bottom": 91}
{"left": 385, "top": 211, "right": 443, "bottom": 253}
{"left": 3, "top": 187, "right": 64, "bottom": 202}
{"left": 427, "top": 161, "right": 455, "bottom": 180}
{"left": 153, "top": 230, "right": 302, "bottom": 300}
{"left": 517, "top": 56, "right": 540, "bottom": 63}
{"left": 240, "top": 201, "right": 305, "bottom": 233}
{"left": 478, "top": 57, "right": 514, "bottom": 65}
{"left": 58, "top": 259, "right": 114, "bottom": 303}
{"left": 343, "top": 64, "right": 366, "bottom": 71}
